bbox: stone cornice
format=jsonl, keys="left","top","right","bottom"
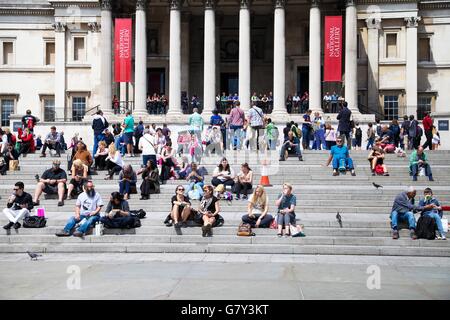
{"left": 52, "top": 21, "right": 67, "bottom": 32}
{"left": 51, "top": 2, "right": 100, "bottom": 9}
{"left": 87, "top": 22, "right": 101, "bottom": 32}
{"left": 0, "top": 7, "right": 54, "bottom": 16}
{"left": 420, "top": 1, "right": 450, "bottom": 10}
{"left": 136, "top": 0, "right": 147, "bottom": 10}
{"left": 273, "top": 0, "right": 286, "bottom": 9}
{"left": 357, "top": 0, "right": 417, "bottom": 3}
{"left": 405, "top": 16, "right": 421, "bottom": 27}
{"left": 169, "top": 0, "right": 183, "bottom": 10}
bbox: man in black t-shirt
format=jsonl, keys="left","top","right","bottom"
{"left": 3, "top": 181, "right": 33, "bottom": 230}
{"left": 21, "top": 109, "right": 38, "bottom": 133}
{"left": 33, "top": 160, "right": 67, "bottom": 207}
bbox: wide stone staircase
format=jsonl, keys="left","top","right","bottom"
{"left": 1, "top": 150, "right": 449, "bottom": 257}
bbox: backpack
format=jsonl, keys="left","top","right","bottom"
{"left": 237, "top": 223, "right": 254, "bottom": 236}
{"left": 132, "top": 216, "right": 141, "bottom": 228}
{"left": 23, "top": 216, "right": 47, "bottom": 228}
{"left": 416, "top": 215, "right": 436, "bottom": 240}
{"left": 374, "top": 164, "right": 384, "bottom": 175}
{"left": 355, "top": 127, "right": 362, "bottom": 139}
{"left": 130, "top": 209, "right": 146, "bottom": 219}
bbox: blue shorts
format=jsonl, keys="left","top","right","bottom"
{"left": 123, "top": 132, "right": 133, "bottom": 144}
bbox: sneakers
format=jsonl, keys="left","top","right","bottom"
{"left": 242, "top": 195, "right": 248, "bottom": 200}
{"left": 13, "top": 222, "right": 21, "bottom": 229}
{"left": 174, "top": 222, "right": 181, "bottom": 229}
{"left": 279, "top": 158, "right": 285, "bottom": 162}
{"left": 3, "top": 222, "right": 14, "bottom": 230}
{"left": 384, "top": 172, "right": 390, "bottom": 176}
{"left": 413, "top": 176, "right": 418, "bottom": 181}
{"left": 392, "top": 230, "right": 399, "bottom": 239}
{"left": 429, "top": 175, "right": 434, "bottom": 181}
{"left": 55, "top": 229, "right": 71, "bottom": 237}
{"left": 298, "top": 156, "right": 303, "bottom": 161}
{"left": 73, "top": 230, "right": 84, "bottom": 237}
{"left": 410, "top": 230, "right": 417, "bottom": 240}
{"left": 32, "top": 200, "right": 40, "bottom": 206}
{"left": 39, "top": 153, "right": 46, "bottom": 158}
{"left": 351, "top": 169, "right": 356, "bottom": 176}
{"left": 333, "top": 169, "right": 339, "bottom": 176}
{"left": 57, "top": 201, "right": 64, "bottom": 207}
{"left": 442, "top": 234, "right": 447, "bottom": 240}
{"left": 181, "top": 222, "right": 188, "bottom": 228}
{"left": 235, "top": 195, "right": 241, "bottom": 200}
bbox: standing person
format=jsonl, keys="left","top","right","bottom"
{"left": 247, "top": 103, "right": 265, "bottom": 151}
{"left": 160, "top": 141, "right": 176, "bottom": 183}
{"left": 2, "top": 182, "right": 33, "bottom": 230}
{"left": 91, "top": 110, "right": 109, "bottom": 156}
{"left": 133, "top": 120, "right": 145, "bottom": 155}
{"left": 422, "top": 111, "right": 434, "bottom": 150}
{"left": 408, "top": 115, "right": 419, "bottom": 150}
{"left": 275, "top": 183, "right": 297, "bottom": 237}
{"left": 21, "top": 109, "right": 38, "bottom": 133}
{"left": 228, "top": 101, "right": 245, "bottom": 150}
{"left": 241, "top": 185, "right": 273, "bottom": 228}
{"left": 366, "top": 123, "right": 375, "bottom": 150}
{"left": 138, "top": 128, "right": 157, "bottom": 167}
{"left": 265, "top": 118, "right": 277, "bottom": 150}
{"left": 233, "top": 163, "right": 253, "bottom": 200}
{"left": 352, "top": 122, "right": 362, "bottom": 150}
{"left": 188, "top": 108, "right": 204, "bottom": 142}
{"left": 432, "top": 126, "right": 441, "bottom": 150}
{"left": 324, "top": 123, "right": 337, "bottom": 150}
{"left": 112, "top": 95, "right": 120, "bottom": 114}
{"left": 389, "top": 119, "right": 401, "bottom": 148}
{"left": 337, "top": 101, "right": 352, "bottom": 149}
{"left": 301, "top": 110, "right": 312, "bottom": 149}
{"left": 162, "top": 123, "right": 171, "bottom": 142}
{"left": 312, "top": 112, "right": 326, "bottom": 150}
{"left": 122, "top": 111, "right": 135, "bottom": 157}
{"left": 400, "top": 115, "right": 410, "bottom": 150}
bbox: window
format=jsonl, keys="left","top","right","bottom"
{"left": 417, "top": 95, "right": 432, "bottom": 120}
{"left": 72, "top": 96, "right": 86, "bottom": 121}
{"left": 383, "top": 95, "right": 398, "bottom": 120}
{"left": 418, "top": 38, "right": 431, "bottom": 62}
{"left": 45, "top": 42, "right": 55, "bottom": 65}
{"left": 2, "top": 41, "right": 13, "bottom": 65}
{"left": 1, "top": 99, "right": 14, "bottom": 126}
{"left": 73, "top": 37, "right": 85, "bottom": 62}
{"left": 43, "top": 97, "right": 55, "bottom": 122}
{"left": 385, "top": 33, "right": 397, "bottom": 58}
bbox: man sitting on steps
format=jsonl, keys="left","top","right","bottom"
{"left": 409, "top": 146, "right": 434, "bottom": 182}
{"left": 3, "top": 181, "right": 33, "bottom": 230}
{"left": 279, "top": 131, "right": 303, "bottom": 161}
{"left": 418, "top": 188, "right": 446, "bottom": 240}
{"left": 40, "top": 126, "right": 61, "bottom": 157}
{"left": 33, "top": 159, "right": 67, "bottom": 207}
{"left": 323, "top": 137, "right": 356, "bottom": 176}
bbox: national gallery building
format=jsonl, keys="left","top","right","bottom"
{"left": 0, "top": 0, "right": 449, "bottom": 127}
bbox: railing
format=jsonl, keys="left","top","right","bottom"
{"left": 113, "top": 101, "right": 134, "bottom": 115}
{"left": 182, "top": 99, "right": 203, "bottom": 114}
{"left": 146, "top": 100, "right": 167, "bottom": 115}
{"left": 87, "top": 104, "right": 101, "bottom": 116}
{"left": 358, "top": 103, "right": 385, "bottom": 120}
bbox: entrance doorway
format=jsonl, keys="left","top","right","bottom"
{"left": 148, "top": 68, "right": 165, "bottom": 95}
{"left": 297, "top": 66, "right": 309, "bottom": 96}
{"left": 220, "top": 73, "right": 239, "bottom": 95}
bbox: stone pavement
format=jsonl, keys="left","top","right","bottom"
{"left": 1, "top": 253, "right": 450, "bottom": 299}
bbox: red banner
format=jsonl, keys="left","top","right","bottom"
{"left": 324, "top": 16, "right": 342, "bottom": 82}
{"left": 114, "top": 18, "right": 132, "bottom": 82}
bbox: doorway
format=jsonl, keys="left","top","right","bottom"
{"left": 148, "top": 68, "right": 165, "bottom": 95}
{"left": 297, "top": 66, "right": 309, "bottom": 96}
{"left": 220, "top": 73, "right": 239, "bottom": 95}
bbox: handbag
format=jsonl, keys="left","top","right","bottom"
{"left": 23, "top": 216, "right": 47, "bottom": 228}
{"left": 289, "top": 224, "right": 306, "bottom": 237}
{"left": 442, "top": 218, "right": 448, "bottom": 233}
{"left": 269, "top": 215, "right": 278, "bottom": 229}
{"left": 9, "top": 160, "right": 19, "bottom": 171}
{"left": 237, "top": 223, "right": 254, "bottom": 236}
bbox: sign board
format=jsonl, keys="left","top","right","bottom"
{"left": 438, "top": 120, "right": 449, "bottom": 131}
{"left": 12, "top": 121, "right": 22, "bottom": 132}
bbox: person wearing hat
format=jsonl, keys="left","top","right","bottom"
{"left": 33, "top": 159, "right": 67, "bottom": 207}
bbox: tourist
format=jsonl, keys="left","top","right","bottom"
{"left": 368, "top": 140, "right": 389, "bottom": 176}
{"left": 188, "top": 107, "right": 204, "bottom": 142}
{"left": 104, "top": 144, "right": 124, "bottom": 180}
{"left": 300, "top": 91, "right": 309, "bottom": 113}
{"left": 112, "top": 95, "right": 119, "bottom": 114}
{"left": 40, "top": 126, "right": 61, "bottom": 157}
{"left": 93, "top": 141, "right": 108, "bottom": 171}
{"left": 21, "top": 109, "right": 39, "bottom": 133}
{"left": 400, "top": 115, "right": 410, "bottom": 150}
{"left": 432, "top": 126, "right": 440, "bottom": 150}
{"left": 389, "top": 119, "right": 401, "bottom": 148}
{"left": 100, "top": 192, "right": 135, "bottom": 229}
{"left": 351, "top": 121, "right": 362, "bottom": 150}
{"left": 301, "top": 110, "right": 313, "bottom": 150}
{"left": 366, "top": 122, "right": 375, "bottom": 150}
{"left": 409, "top": 146, "right": 433, "bottom": 181}
{"left": 324, "top": 137, "right": 356, "bottom": 176}
{"left": 2, "top": 182, "right": 33, "bottom": 230}
{"left": 72, "top": 141, "right": 93, "bottom": 170}
{"left": 418, "top": 188, "right": 446, "bottom": 240}
{"left": 211, "top": 157, "right": 235, "bottom": 187}
{"left": 228, "top": 101, "right": 245, "bottom": 150}
{"left": 67, "top": 159, "right": 88, "bottom": 200}
{"left": 323, "top": 92, "right": 332, "bottom": 112}
{"left": 138, "top": 128, "right": 157, "bottom": 167}
{"left": 265, "top": 118, "right": 277, "bottom": 150}
{"left": 241, "top": 185, "right": 273, "bottom": 228}
{"left": 379, "top": 125, "right": 395, "bottom": 153}
{"left": 312, "top": 111, "right": 326, "bottom": 150}
{"left": 162, "top": 123, "right": 171, "bottom": 142}
{"left": 137, "top": 159, "right": 160, "bottom": 200}
{"left": 55, "top": 180, "right": 103, "bottom": 237}
{"left": 325, "top": 123, "right": 337, "bottom": 150}
{"left": 122, "top": 110, "right": 135, "bottom": 157}
{"left": 286, "top": 95, "right": 293, "bottom": 113}
{"left": 191, "top": 185, "right": 222, "bottom": 237}
{"left": 33, "top": 159, "right": 67, "bottom": 206}
{"left": 170, "top": 185, "right": 192, "bottom": 228}
{"left": 390, "top": 186, "right": 431, "bottom": 240}
{"left": 185, "top": 162, "right": 204, "bottom": 200}
{"left": 91, "top": 110, "right": 109, "bottom": 156}
{"left": 422, "top": 112, "right": 434, "bottom": 150}
{"left": 275, "top": 183, "right": 297, "bottom": 237}
{"left": 279, "top": 131, "right": 303, "bottom": 161}
{"left": 247, "top": 102, "right": 265, "bottom": 150}
{"left": 16, "top": 127, "right": 34, "bottom": 156}
{"left": 103, "top": 128, "right": 115, "bottom": 147}
{"left": 205, "top": 126, "right": 223, "bottom": 157}
{"left": 337, "top": 102, "right": 352, "bottom": 149}
{"left": 330, "top": 91, "right": 339, "bottom": 113}
{"left": 2, "top": 143, "right": 19, "bottom": 172}
{"left": 118, "top": 164, "right": 137, "bottom": 200}
{"left": 155, "top": 128, "right": 167, "bottom": 154}
{"left": 408, "top": 115, "right": 420, "bottom": 150}
{"left": 133, "top": 120, "right": 145, "bottom": 155}
{"left": 233, "top": 163, "right": 253, "bottom": 200}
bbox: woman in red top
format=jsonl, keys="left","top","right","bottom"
{"left": 17, "top": 128, "right": 34, "bottom": 155}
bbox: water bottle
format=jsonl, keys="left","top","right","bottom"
{"left": 94, "top": 222, "right": 103, "bottom": 236}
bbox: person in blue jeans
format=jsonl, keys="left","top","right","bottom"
{"left": 390, "top": 186, "right": 433, "bottom": 240}
{"left": 279, "top": 131, "right": 303, "bottom": 161}
{"left": 184, "top": 162, "right": 204, "bottom": 200}
{"left": 55, "top": 181, "right": 104, "bottom": 237}
{"left": 119, "top": 164, "right": 137, "bottom": 200}
{"left": 301, "top": 110, "right": 312, "bottom": 149}
{"left": 323, "top": 138, "right": 356, "bottom": 176}
{"left": 419, "top": 188, "right": 446, "bottom": 240}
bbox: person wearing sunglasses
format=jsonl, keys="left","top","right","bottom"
{"left": 3, "top": 181, "right": 33, "bottom": 230}
{"left": 323, "top": 137, "right": 356, "bottom": 176}
{"left": 170, "top": 185, "right": 192, "bottom": 228}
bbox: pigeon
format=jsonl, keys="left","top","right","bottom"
{"left": 372, "top": 182, "right": 383, "bottom": 189}
{"left": 27, "top": 251, "right": 42, "bottom": 261}
{"left": 336, "top": 211, "right": 343, "bottom": 228}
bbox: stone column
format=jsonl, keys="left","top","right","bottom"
{"left": 405, "top": 16, "right": 420, "bottom": 119}
{"left": 344, "top": 0, "right": 358, "bottom": 113}
{"left": 53, "top": 22, "right": 66, "bottom": 121}
{"left": 167, "top": 0, "right": 183, "bottom": 115}
{"left": 272, "top": 0, "right": 287, "bottom": 116}
{"left": 366, "top": 17, "right": 381, "bottom": 115}
{"left": 88, "top": 22, "right": 102, "bottom": 110}
{"left": 181, "top": 13, "right": 190, "bottom": 95}
{"left": 100, "top": 0, "right": 113, "bottom": 113}
{"left": 203, "top": 0, "right": 216, "bottom": 115}
{"left": 309, "top": 0, "right": 321, "bottom": 113}
{"left": 134, "top": 0, "right": 148, "bottom": 114}
{"left": 239, "top": 0, "right": 251, "bottom": 110}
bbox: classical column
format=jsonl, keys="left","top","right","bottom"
{"left": 272, "top": 0, "right": 287, "bottom": 115}
{"left": 239, "top": 0, "right": 251, "bottom": 110}
{"left": 309, "top": 0, "right": 321, "bottom": 113}
{"left": 405, "top": 16, "right": 420, "bottom": 119}
{"left": 181, "top": 13, "right": 190, "bottom": 95}
{"left": 203, "top": 0, "right": 216, "bottom": 115}
{"left": 134, "top": 0, "right": 147, "bottom": 114}
{"left": 366, "top": 17, "right": 381, "bottom": 114}
{"left": 344, "top": 0, "right": 358, "bottom": 113}
{"left": 167, "top": 0, "right": 183, "bottom": 115}
{"left": 53, "top": 22, "right": 66, "bottom": 121}
{"left": 100, "top": 0, "right": 113, "bottom": 113}
{"left": 88, "top": 22, "right": 102, "bottom": 110}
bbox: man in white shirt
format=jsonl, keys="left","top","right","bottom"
{"left": 55, "top": 181, "right": 104, "bottom": 237}
{"left": 293, "top": 93, "right": 300, "bottom": 112}
{"left": 139, "top": 128, "right": 157, "bottom": 167}
{"left": 247, "top": 103, "right": 265, "bottom": 151}
{"left": 323, "top": 92, "right": 332, "bottom": 113}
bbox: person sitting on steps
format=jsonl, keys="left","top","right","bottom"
{"left": 190, "top": 185, "right": 222, "bottom": 237}
{"left": 170, "top": 185, "right": 192, "bottom": 229}
{"left": 418, "top": 188, "right": 446, "bottom": 240}
{"left": 367, "top": 139, "right": 389, "bottom": 176}
{"left": 279, "top": 131, "right": 303, "bottom": 161}
{"left": 323, "top": 137, "right": 356, "bottom": 176}
{"left": 409, "top": 146, "right": 434, "bottom": 182}
{"left": 100, "top": 192, "right": 135, "bottom": 229}
{"left": 137, "top": 160, "right": 160, "bottom": 200}
{"left": 241, "top": 185, "right": 273, "bottom": 228}
{"left": 40, "top": 126, "right": 61, "bottom": 157}
{"left": 33, "top": 159, "right": 67, "bottom": 207}
{"left": 3, "top": 181, "right": 33, "bottom": 230}
{"left": 67, "top": 159, "right": 88, "bottom": 200}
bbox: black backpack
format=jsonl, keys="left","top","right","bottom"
{"left": 415, "top": 215, "right": 436, "bottom": 240}
{"left": 355, "top": 127, "right": 362, "bottom": 139}
{"left": 130, "top": 209, "right": 146, "bottom": 219}
{"left": 23, "top": 216, "right": 47, "bottom": 228}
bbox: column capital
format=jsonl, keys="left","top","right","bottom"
{"left": 204, "top": 0, "right": 217, "bottom": 10}
{"left": 169, "top": 0, "right": 183, "bottom": 10}
{"left": 310, "top": 0, "right": 320, "bottom": 8}
{"left": 87, "top": 22, "right": 101, "bottom": 32}
{"left": 345, "top": 0, "right": 356, "bottom": 7}
{"left": 405, "top": 16, "right": 421, "bottom": 28}
{"left": 101, "top": 0, "right": 112, "bottom": 10}
{"left": 273, "top": 0, "right": 286, "bottom": 9}
{"left": 365, "top": 17, "right": 381, "bottom": 29}
{"left": 136, "top": 0, "right": 147, "bottom": 10}
{"left": 240, "top": 0, "right": 252, "bottom": 9}
{"left": 52, "top": 22, "right": 66, "bottom": 32}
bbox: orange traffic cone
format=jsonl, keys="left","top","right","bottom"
{"left": 259, "top": 160, "right": 272, "bottom": 187}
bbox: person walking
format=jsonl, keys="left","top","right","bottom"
{"left": 92, "top": 110, "right": 109, "bottom": 156}
{"left": 336, "top": 101, "right": 352, "bottom": 149}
